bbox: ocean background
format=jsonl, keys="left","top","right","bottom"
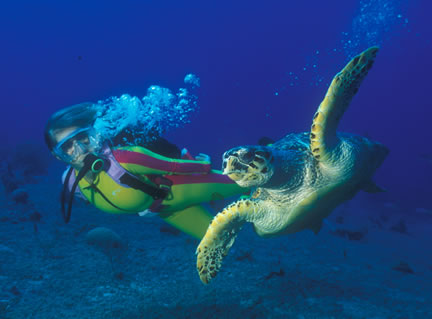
{"left": 1, "top": 0, "right": 431, "bottom": 318}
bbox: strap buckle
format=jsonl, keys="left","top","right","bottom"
{"left": 149, "top": 175, "right": 172, "bottom": 199}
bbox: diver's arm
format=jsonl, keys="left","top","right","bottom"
{"left": 112, "top": 145, "right": 211, "bottom": 175}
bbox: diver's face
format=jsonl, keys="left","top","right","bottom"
{"left": 53, "top": 127, "right": 100, "bottom": 168}
{"left": 54, "top": 126, "right": 80, "bottom": 153}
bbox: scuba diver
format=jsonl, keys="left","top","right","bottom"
{"left": 44, "top": 102, "right": 249, "bottom": 239}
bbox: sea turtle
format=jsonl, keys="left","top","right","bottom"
{"left": 196, "top": 47, "right": 389, "bottom": 284}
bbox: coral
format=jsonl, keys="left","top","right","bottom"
{"left": 331, "top": 228, "right": 366, "bottom": 241}
{"left": 11, "top": 189, "right": 29, "bottom": 204}
{"left": 86, "top": 227, "right": 127, "bottom": 278}
{"left": 392, "top": 261, "right": 414, "bottom": 274}
{"left": 390, "top": 219, "right": 408, "bottom": 234}
{"left": 85, "top": 227, "right": 126, "bottom": 257}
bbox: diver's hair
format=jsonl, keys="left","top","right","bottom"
{"left": 44, "top": 102, "right": 98, "bottom": 151}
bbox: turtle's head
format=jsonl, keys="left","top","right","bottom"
{"left": 222, "top": 146, "right": 274, "bottom": 187}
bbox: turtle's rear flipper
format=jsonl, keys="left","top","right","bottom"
{"left": 310, "top": 47, "right": 379, "bottom": 163}
{"left": 196, "top": 199, "right": 256, "bottom": 284}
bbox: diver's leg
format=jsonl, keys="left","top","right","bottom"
{"left": 165, "top": 172, "right": 250, "bottom": 209}
{"left": 159, "top": 205, "right": 213, "bottom": 240}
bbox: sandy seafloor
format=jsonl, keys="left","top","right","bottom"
{"left": 1, "top": 163, "right": 431, "bottom": 319}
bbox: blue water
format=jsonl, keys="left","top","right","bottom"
{"left": 1, "top": 0, "right": 431, "bottom": 318}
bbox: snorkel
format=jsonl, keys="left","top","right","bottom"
{"left": 61, "top": 152, "right": 105, "bottom": 223}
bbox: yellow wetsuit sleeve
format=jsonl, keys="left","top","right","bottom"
{"left": 112, "top": 145, "right": 211, "bottom": 176}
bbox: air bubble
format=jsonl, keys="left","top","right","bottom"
{"left": 341, "top": 0, "right": 409, "bottom": 58}
{"left": 93, "top": 75, "right": 200, "bottom": 145}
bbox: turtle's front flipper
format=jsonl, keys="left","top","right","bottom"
{"left": 196, "top": 199, "right": 257, "bottom": 284}
{"left": 310, "top": 47, "right": 379, "bottom": 163}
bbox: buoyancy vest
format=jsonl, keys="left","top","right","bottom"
{"left": 61, "top": 145, "right": 172, "bottom": 222}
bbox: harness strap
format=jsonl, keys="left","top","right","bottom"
{"left": 61, "top": 166, "right": 74, "bottom": 222}
{"left": 119, "top": 173, "right": 170, "bottom": 200}
{"left": 61, "top": 154, "right": 99, "bottom": 223}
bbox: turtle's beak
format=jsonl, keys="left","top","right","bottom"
{"left": 226, "top": 172, "right": 244, "bottom": 182}
{"left": 223, "top": 156, "right": 248, "bottom": 180}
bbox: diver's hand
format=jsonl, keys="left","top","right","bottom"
{"left": 196, "top": 153, "right": 211, "bottom": 163}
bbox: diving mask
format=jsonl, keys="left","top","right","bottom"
{"left": 53, "top": 127, "right": 101, "bottom": 163}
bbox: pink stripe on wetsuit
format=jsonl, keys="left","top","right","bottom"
{"left": 113, "top": 149, "right": 211, "bottom": 173}
{"left": 112, "top": 149, "right": 235, "bottom": 185}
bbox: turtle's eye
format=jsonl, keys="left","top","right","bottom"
{"left": 232, "top": 161, "right": 247, "bottom": 171}
{"left": 242, "top": 150, "right": 255, "bottom": 162}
